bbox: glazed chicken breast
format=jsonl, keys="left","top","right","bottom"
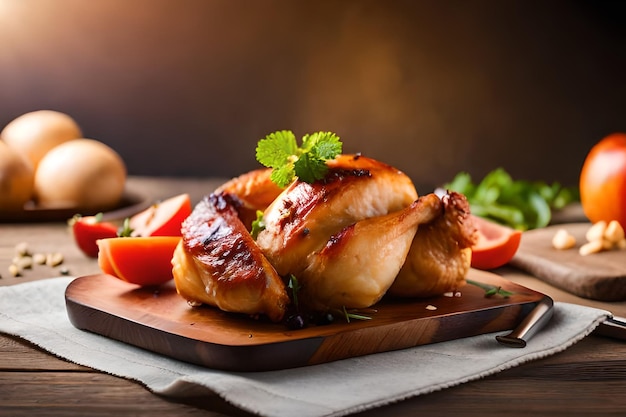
{"left": 255, "top": 154, "right": 418, "bottom": 278}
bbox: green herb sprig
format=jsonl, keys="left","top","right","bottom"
{"left": 467, "top": 279, "right": 515, "bottom": 298}
{"left": 256, "top": 130, "right": 342, "bottom": 187}
{"left": 117, "top": 217, "right": 134, "bottom": 237}
{"left": 339, "top": 306, "right": 373, "bottom": 323}
{"left": 288, "top": 274, "right": 301, "bottom": 309}
{"left": 250, "top": 210, "right": 265, "bottom": 240}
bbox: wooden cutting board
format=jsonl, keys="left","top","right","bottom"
{"left": 65, "top": 271, "right": 548, "bottom": 372}
{"left": 510, "top": 223, "right": 626, "bottom": 301}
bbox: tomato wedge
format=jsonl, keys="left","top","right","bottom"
{"left": 97, "top": 236, "right": 181, "bottom": 286}
{"left": 470, "top": 214, "right": 522, "bottom": 270}
{"left": 70, "top": 214, "right": 119, "bottom": 258}
{"left": 130, "top": 193, "right": 192, "bottom": 237}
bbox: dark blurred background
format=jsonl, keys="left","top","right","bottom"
{"left": 0, "top": 0, "right": 624, "bottom": 194}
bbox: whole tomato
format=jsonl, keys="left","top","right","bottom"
{"left": 579, "top": 133, "right": 626, "bottom": 228}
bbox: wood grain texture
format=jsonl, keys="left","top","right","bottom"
{"left": 65, "top": 270, "right": 547, "bottom": 371}
{"left": 2, "top": 334, "right": 626, "bottom": 417}
{"left": 511, "top": 223, "right": 626, "bottom": 301}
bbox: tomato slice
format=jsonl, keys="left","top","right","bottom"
{"left": 70, "top": 214, "right": 119, "bottom": 258}
{"left": 129, "top": 193, "right": 192, "bottom": 237}
{"left": 97, "top": 236, "right": 181, "bottom": 286}
{"left": 470, "top": 214, "right": 522, "bottom": 270}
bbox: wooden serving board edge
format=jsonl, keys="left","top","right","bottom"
{"left": 65, "top": 273, "right": 549, "bottom": 372}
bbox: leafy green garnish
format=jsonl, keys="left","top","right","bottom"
{"left": 117, "top": 217, "right": 134, "bottom": 237}
{"left": 256, "top": 130, "right": 342, "bottom": 187}
{"left": 250, "top": 210, "right": 265, "bottom": 240}
{"left": 444, "top": 167, "right": 579, "bottom": 231}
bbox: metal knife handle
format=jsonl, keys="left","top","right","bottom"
{"left": 595, "top": 316, "right": 626, "bottom": 341}
{"left": 496, "top": 296, "right": 554, "bottom": 348}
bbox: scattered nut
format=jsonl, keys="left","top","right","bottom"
{"left": 32, "top": 253, "right": 47, "bottom": 265}
{"left": 14, "top": 242, "right": 30, "bottom": 257}
{"left": 585, "top": 220, "right": 607, "bottom": 242}
{"left": 8, "top": 264, "right": 21, "bottom": 277}
{"left": 425, "top": 305, "right": 437, "bottom": 311}
{"left": 579, "top": 239, "right": 604, "bottom": 256}
{"left": 7, "top": 241, "right": 71, "bottom": 277}
{"left": 605, "top": 220, "right": 625, "bottom": 243}
{"left": 15, "top": 256, "right": 33, "bottom": 270}
{"left": 552, "top": 229, "right": 576, "bottom": 250}
{"left": 46, "top": 252, "right": 64, "bottom": 267}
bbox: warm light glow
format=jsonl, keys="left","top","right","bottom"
{"left": 0, "top": 0, "right": 17, "bottom": 20}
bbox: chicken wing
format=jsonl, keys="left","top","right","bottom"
{"left": 388, "top": 191, "right": 477, "bottom": 298}
{"left": 214, "top": 168, "right": 284, "bottom": 230}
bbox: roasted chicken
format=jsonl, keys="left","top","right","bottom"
{"left": 172, "top": 153, "right": 476, "bottom": 322}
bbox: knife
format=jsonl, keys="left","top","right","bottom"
{"left": 496, "top": 296, "right": 554, "bottom": 348}
{"left": 496, "top": 295, "right": 626, "bottom": 347}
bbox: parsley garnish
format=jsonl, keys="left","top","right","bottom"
{"left": 255, "top": 130, "right": 342, "bottom": 187}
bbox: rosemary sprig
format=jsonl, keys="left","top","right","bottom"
{"left": 287, "top": 274, "right": 301, "bottom": 308}
{"left": 340, "top": 306, "right": 373, "bottom": 323}
{"left": 467, "top": 279, "right": 515, "bottom": 298}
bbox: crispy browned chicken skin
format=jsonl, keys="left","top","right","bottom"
{"left": 172, "top": 193, "right": 289, "bottom": 322}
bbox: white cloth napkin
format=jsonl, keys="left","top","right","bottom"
{"left": 0, "top": 277, "right": 611, "bottom": 417}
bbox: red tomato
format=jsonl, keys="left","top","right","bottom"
{"left": 97, "top": 236, "right": 181, "bottom": 286}
{"left": 70, "top": 214, "right": 119, "bottom": 258}
{"left": 129, "top": 193, "right": 192, "bottom": 237}
{"left": 470, "top": 214, "right": 522, "bottom": 270}
{"left": 580, "top": 133, "right": 626, "bottom": 229}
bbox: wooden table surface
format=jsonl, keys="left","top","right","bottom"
{"left": 2, "top": 176, "right": 626, "bottom": 417}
